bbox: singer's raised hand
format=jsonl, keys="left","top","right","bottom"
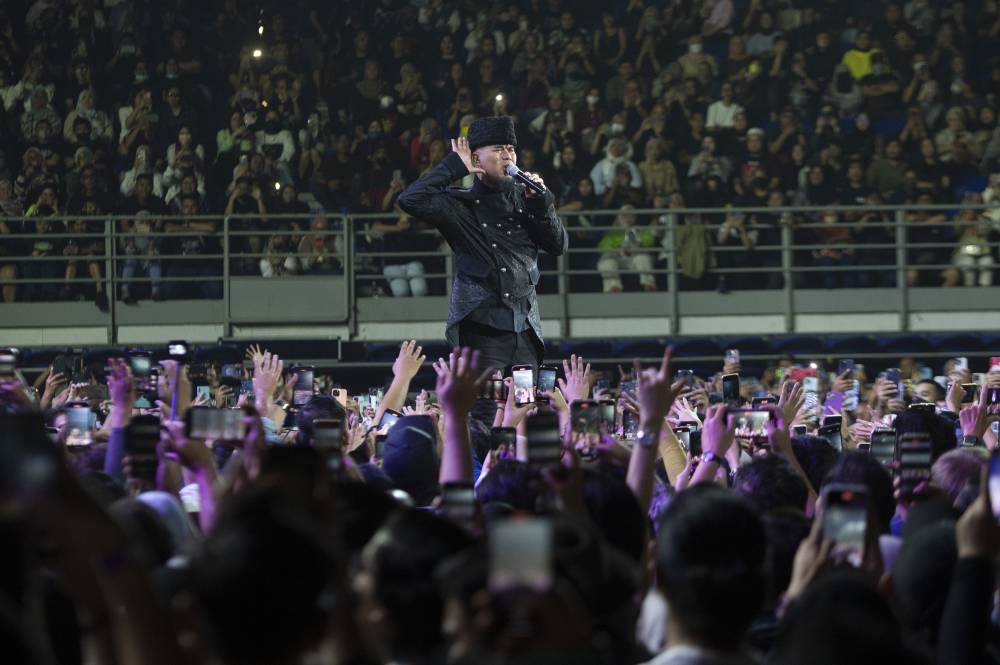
{"left": 451, "top": 136, "right": 486, "bottom": 176}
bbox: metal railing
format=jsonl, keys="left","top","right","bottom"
{"left": 0, "top": 204, "right": 997, "bottom": 341}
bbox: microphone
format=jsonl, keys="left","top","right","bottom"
{"left": 505, "top": 164, "right": 546, "bottom": 195}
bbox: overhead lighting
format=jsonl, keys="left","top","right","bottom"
{"left": 252, "top": 48, "right": 262, "bottom": 58}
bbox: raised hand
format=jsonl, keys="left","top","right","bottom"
{"left": 450, "top": 136, "right": 486, "bottom": 176}
{"left": 392, "top": 339, "right": 426, "bottom": 380}
{"left": 433, "top": 347, "right": 486, "bottom": 418}
{"left": 633, "top": 346, "right": 683, "bottom": 429}
{"left": 253, "top": 351, "right": 283, "bottom": 412}
{"left": 558, "top": 354, "right": 592, "bottom": 403}
{"left": 244, "top": 343, "right": 265, "bottom": 365}
{"left": 778, "top": 380, "right": 804, "bottom": 429}
{"left": 107, "top": 358, "right": 135, "bottom": 410}
{"left": 960, "top": 382, "right": 992, "bottom": 439}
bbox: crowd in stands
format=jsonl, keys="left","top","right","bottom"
{"left": 2, "top": 0, "right": 1000, "bottom": 304}
{"left": 2, "top": 339, "right": 1000, "bottom": 664}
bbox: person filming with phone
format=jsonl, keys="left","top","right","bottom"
{"left": 398, "top": 116, "right": 568, "bottom": 372}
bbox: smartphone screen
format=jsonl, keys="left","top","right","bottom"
{"left": 673, "top": 426, "right": 691, "bottom": 452}
{"left": 525, "top": 413, "right": 562, "bottom": 465}
{"left": 129, "top": 353, "right": 151, "bottom": 378}
{"left": 988, "top": 387, "right": 1000, "bottom": 418}
{"left": 239, "top": 379, "right": 254, "bottom": 397}
{"left": 725, "top": 348, "right": 740, "bottom": 365}
{"left": 312, "top": 418, "right": 343, "bottom": 466}
{"left": 570, "top": 400, "right": 603, "bottom": 434}
{"left": 292, "top": 367, "right": 315, "bottom": 406}
{"left": 822, "top": 484, "right": 867, "bottom": 567}
{"left": 752, "top": 395, "right": 778, "bottom": 408}
{"left": 537, "top": 366, "right": 557, "bottom": 396}
{"left": 870, "top": 429, "right": 896, "bottom": 468}
{"left": 196, "top": 385, "right": 211, "bottom": 402}
{"left": 722, "top": 373, "right": 740, "bottom": 404}
{"left": 220, "top": 363, "right": 242, "bottom": 388}
{"left": 375, "top": 434, "right": 387, "bottom": 459}
{"left": 961, "top": 383, "right": 979, "bottom": 403}
{"left": 838, "top": 359, "right": 855, "bottom": 376}
{"left": 675, "top": 369, "right": 694, "bottom": 389}
{"left": 125, "top": 415, "right": 161, "bottom": 456}
{"left": 488, "top": 426, "right": 517, "bottom": 453}
{"left": 512, "top": 365, "right": 535, "bottom": 406}
{"left": 621, "top": 407, "right": 639, "bottom": 441}
{"left": 727, "top": 408, "right": 772, "bottom": 440}
{"left": 857, "top": 442, "right": 871, "bottom": 452}
{"left": 65, "top": 402, "right": 92, "bottom": 446}
{"left": 489, "top": 518, "right": 552, "bottom": 592}
{"left": 822, "top": 415, "right": 843, "bottom": 429}
{"left": 379, "top": 409, "right": 401, "bottom": 432}
{"left": 990, "top": 357, "right": 1000, "bottom": 372}
{"left": 896, "top": 432, "right": 932, "bottom": 499}
{"left": 989, "top": 452, "right": 1000, "bottom": 519}
{"left": 188, "top": 407, "right": 247, "bottom": 440}
{"left": 440, "top": 482, "right": 476, "bottom": 522}
{"left": 791, "top": 424, "right": 807, "bottom": 437}
{"left": 817, "top": 423, "right": 842, "bottom": 451}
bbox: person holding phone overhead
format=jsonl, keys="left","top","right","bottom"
{"left": 397, "top": 116, "right": 568, "bottom": 372}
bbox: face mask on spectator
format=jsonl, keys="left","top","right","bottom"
{"left": 610, "top": 122, "right": 625, "bottom": 134}
{"left": 689, "top": 43, "right": 703, "bottom": 54}
{"left": 586, "top": 95, "right": 599, "bottom": 106}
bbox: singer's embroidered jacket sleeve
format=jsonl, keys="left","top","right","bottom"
{"left": 396, "top": 152, "right": 468, "bottom": 229}
{"left": 523, "top": 186, "right": 568, "bottom": 257}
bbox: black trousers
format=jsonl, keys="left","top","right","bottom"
{"left": 458, "top": 319, "right": 543, "bottom": 374}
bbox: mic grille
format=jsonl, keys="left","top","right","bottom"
{"left": 504, "top": 164, "right": 519, "bottom": 177}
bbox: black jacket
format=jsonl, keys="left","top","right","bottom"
{"left": 397, "top": 151, "right": 568, "bottom": 348}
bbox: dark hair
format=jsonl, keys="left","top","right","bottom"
{"left": 894, "top": 410, "right": 956, "bottom": 462}
{"left": 791, "top": 435, "right": 840, "bottom": 492}
{"left": 475, "top": 460, "right": 541, "bottom": 512}
{"left": 771, "top": 572, "right": 915, "bottom": 665}
{"left": 108, "top": 498, "right": 174, "bottom": 568}
{"left": 365, "top": 509, "right": 473, "bottom": 659}
{"left": 733, "top": 455, "right": 808, "bottom": 515}
{"left": 914, "top": 379, "right": 944, "bottom": 401}
{"left": 822, "top": 451, "right": 895, "bottom": 534}
{"left": 655, "top": 485, "right": 765, "bottom": 650}
{"left": 295, "top": 395, "right": 345, "bottom": 445}
{"left": 192, "top": 485, "right": 339, "bottom": 665}
{"left": 582, "top": 464, "right": 647, "bottom": 562}
{"left": 761, "top": 511, "right": 811, "bottom": 607}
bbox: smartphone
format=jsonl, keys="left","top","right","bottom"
{"left": 838, "top": 359, "right": 855, "bottom": 376}
{"left": 988, "top": 387, "right": 1000, "bottom": 418}
{"left": 196, "top": 385, "right": 211, "bottom": 402}
{"left": 599, "top": 400, "right": 616, "bottom": 430}
{"left": 990, "top": 357, "right": 1000, "bottom": 372}
{"left": 292, "top": 366, "right": 315, "bottom": 406}
{"left": 0, "top": 412, "right": 59, "bottom": 508}
{"left": 128, "top": 352, "right": 151, "bottom": 379}
{"left": 722, "top": 373, "right": 740, "bottom": 404}
{"left": 752, "top": 395, "right": 777, "bottom": 408}
{"left": 525, "top": 413, "right": 562, "bottom": 466}
{"left": 952, "top": 357, "right": 968, "bottom": 372}
{"left": 885, "top": 368, "right": 903, "bottom": 397}
{"left": 187, "top": 406, "right": 246, "bottom": 440}
{"left": 725, "top": 348, "right": 740, "bottom": 366}
{"left": 619, "top": 380, "right": 637, "bottom": 396}
{"left": 65, "top": 401, "right": 93, "bottom": 447}
{"left": 512, "top": 365, "right": 535, "bottom": 406}
{"left": 239, "top": 379, "right": 254, "bottom": 397}
{"left": 961, "top": 383, "right": 979, "bottom": 403}
{"left": 489, "top": 426, "right": 517, "bottom": 451}
{"left": 489, "top": 518, "right": 553, "bottom": 592}
{"left": 822, "top": 484, "right": 868, "bottom": 567}
{"left": 379, "top": 409, "right": 402, "bottom": 432}
{"left": 676, "top": 419, "right": 700, "bottom": 432}
{"left": 570, "top": 400, "right": 607, "bottom": 434}
{"left": 440, "top": 481, "right": 476, "bottom": 522}
{"left": 857, "top": 442, "right": 871, "bottom": 452}
{"left": 988, "top": 452, "right": 1000, "bottom": 519}
{"left": 870, "top": 429, "right": 896, "bottom": 468}
{"left": 675, "top": 369, "right": 695, "bottom": 389}
{"left": 167, "top": 340, "right": 189, "bottom": 363}
{"left": 673, "top": 426, "right": 692, "bottom": 453}
{"left": 124, "top": 414, "right": 160, "bottom": 457}
{"left": 896, "top": 431, "right": 932, "bottom": 500}
{"left": 392, "top": 168, "right": 402, "bottom": 182}
{"left": 822, "top": 415, "right": 843, "bottom": 429}
{"left": 908, "top": 402, "right": 936, "bottom": 414}
{"left": 791, "top": 424, "right": 807, "bottom": 437}
{"left": 480, "top": 375, "right": 507, "bottom": 401}
{"left": 220, "top": 363, "right": 242, "bottom": 388}
{"left": 727, "top": 408, "right": 773, "bottom": 440}
{"left": 620, "top": 407, "right": 639, "bottom": 441}
{"left": 817, "top": 423, "right": 842, "bottom": 451}
{"left": 312, "top": 418, "right": 343, "bottom": 469}
{"left": 375, "top": 434, "right": 387, "bottom": 459}
{"left": 536, "top": 366, "right": 557, "bottom": 402}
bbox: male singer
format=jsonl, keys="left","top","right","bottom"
{"left": 397, "top": 116, "right": 567, "bottom": 371}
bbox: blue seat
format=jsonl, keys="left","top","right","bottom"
{"left": 827, "top": 335, "right": 881, "bottom": 356}
{"left": 671, "top": 338, "right": 723, "bottom": 359}
{"left": 613, "top": 339, "right": 670, "bottom": 359}
{"left": 873, "top": 118, "right": 904, "bottom": 138}
{"left": 880, "top": 335, "right": 934, "bottom": 355}
{"left": 930, "top": 333, "right": 984, "bottom": 354}
{"left": 954, "top": 175, "right": 987, "bottom": 200}
{"left": 773, "top": 336, "right": 826, "bottom": 358}
{"left": 556, "top": 340, "right": 613, "bottom": 361}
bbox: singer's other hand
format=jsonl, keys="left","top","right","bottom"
{"left": 523, "top": 171, "right": 546, "bottom": 198}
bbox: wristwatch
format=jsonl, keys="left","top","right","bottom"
{"left": 962, "top": 435, "right": 982, "bottom": 447}
{"left": 635, "top": 428, "right": 659, "bottom": 449}
{"left": 700, "top": 451, "right": 732, "bottom": 475}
